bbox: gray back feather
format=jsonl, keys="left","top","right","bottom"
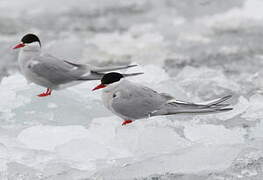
{"left": 29, "top": 54, "right": 87, "bottom": 85}
{"left": 111, "top": 81, "right": 167, "bottom": 120}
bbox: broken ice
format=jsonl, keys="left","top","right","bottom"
{"left": 0, "top": 0, "right": 263, "bottom": 179}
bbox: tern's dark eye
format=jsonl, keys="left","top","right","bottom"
{"left": 113, "top": 93, "right": 117, "bottom": 98}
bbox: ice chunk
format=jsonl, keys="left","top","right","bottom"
{"left": 176, "top": 66, "right": 240, "bottom": 90}
{"left": 250, "top": 120, "right": 263, "bottom": 139}
{"left": 94, "top": 144, "right": 242, "bottom": 179}
{"left": 17, "top": 125, "right": 90, "bottom": 151}
{"left": 229, "top": 148, "right": 263, "bottom": 179}
{"left": 55, "top": 138, "right": 111, "bottom": 170}
{"left": 47, "top": 103, "right": 58, "bottom": 109}
{"left": 53, "top": 116, "right": 190, "bottom": 170}
{"left": 41, "top": 162, "right": 92, "bottom": 180}
{"left": 7, "top": 162, "right": 42, "bottom": 180}
{"left": 0, "top": 143, "right": 9, "bottom": 176}
{"left": 0, "top": 74, "right": 31, "bottom": 121}
{"left": 174, "top": 66, "right": 240, "bottom": 101}
{"left": 242, "top": 94, "right": 263, "bottom": 121}
{"left": 92, "top": 116, "right": 190, "bottom": 156}
{"left": 113, "top": 118, "right": 191, "bottom": 157}
{"left": 0, "top": 74, "right": 108, "bottom": 126}
{"left": 184, "top": 124, "right": 245, "bottom": 145}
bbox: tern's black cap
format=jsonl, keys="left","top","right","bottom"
{"left": 101, "top": 72, "right": 124, "bottom": 84}
{"left": 21, "top": 34, "right": 41, "bottom": 46}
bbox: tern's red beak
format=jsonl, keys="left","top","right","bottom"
{"left": 13, "top": 43, "right": 25, "bottom": 49}
{"left": 92, "top": 84, "right": 106, "bottom": 91}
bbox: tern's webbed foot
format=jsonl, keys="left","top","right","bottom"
{"left": 37, "top": 88, "right": 52, "bottom": 97}
{"left": 37, "top": 93, "right": 51, "bottom": 97}
{"left": 122, "top": 120, "right": 133, "bottom": 126}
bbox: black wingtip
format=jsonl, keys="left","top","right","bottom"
{"left": 122, "top": 72, "right": 144, "bottom": 77}
{"left": 127, "top": 64, "right": 138, "bottom": 68}
{"left": 218, "top": 107, "right": 233, "bottom": 112}
{"left": 223, "top": 95, "right": 232, "bottom": 100}
{"left": 207, "top": 95, "right": 233, "bottom": 107}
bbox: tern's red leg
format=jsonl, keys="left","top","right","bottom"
{"left": 37, "top": 88, "right": 52, "bottom": 97}
{"left": 122, "top": 120, "right": 133, "bottom": 126}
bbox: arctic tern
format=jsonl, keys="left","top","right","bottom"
{"left": 93, "top": 72, "right": 233, "bottom": 125}
{"left": 13, "top": 34, "right": 141, "bottom": 97}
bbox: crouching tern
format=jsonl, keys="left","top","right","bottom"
{"left": 92, "top": 72, "right": 233, "bottom": 125}
{"left": 13, "top": 33, "right": 141, "bottom": 97}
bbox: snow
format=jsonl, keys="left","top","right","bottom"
{"left": 0, "top": 0, "right": 263, "bottom": 179}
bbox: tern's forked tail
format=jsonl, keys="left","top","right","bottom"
{"left": 150, "top": 95, "right": 233, "bottom": 116}
{"left": 77, "top": 64, "right": 143, "bottom": 81}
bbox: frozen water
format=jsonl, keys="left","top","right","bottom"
{"left": 93, "top": 145, "right": 243, "bottom": 179}
{"left": 0, "top": 64, "right": 262, "bottom": 179}
{"left": 0, "top": 0, "right": 263, "bottom": 179}
{"left": 18, "top": 125, "right": 91, "bottom": 151}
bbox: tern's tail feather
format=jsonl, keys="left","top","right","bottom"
{"left": 90, "top": 64, "right": 138, "bottom": 72}
{"left": 166, "top": 95, "right": 232, "bottom": 109}
{"left": 76, "top": 63, "right": 142, "bottom": 80}
{"left": 151, "top": 95, "right": 233, "bottom": 116}
{"left": 205, "top": 95, "right": 232, "bottom": 107}
{"left": 63, "top": 61, "right": 141, "bottom": 80}
{"left": 64, "top": 61, "right": 138, "bottom": 72}
{"left": 151, "top": 107, "right": 233, "bottom": 116}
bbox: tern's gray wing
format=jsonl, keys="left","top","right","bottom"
{"left": 111, "top": 81, "right": 167, "bottom": 120}
{"left": 28, "top": 55, "right": 87, "bottom": 85}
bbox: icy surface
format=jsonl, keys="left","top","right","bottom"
{"left": 1, "top": 0, "right": 263, "bottom": 179}
{"left": 0, "top": 65, "right": 262, "bottom": 179}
